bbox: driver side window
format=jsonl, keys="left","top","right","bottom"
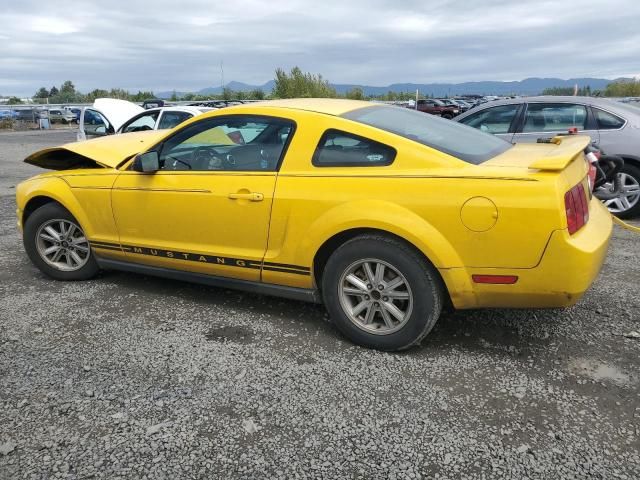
{"left": 158, "top": 115, "right": 295, "bottom": 172}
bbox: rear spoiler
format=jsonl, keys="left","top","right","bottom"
{"left": 529, "top": 135, "right": 590, "bottom": 171}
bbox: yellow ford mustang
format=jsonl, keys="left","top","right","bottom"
{"left": 16, "top": 99, "right": 612, "bottom": 350}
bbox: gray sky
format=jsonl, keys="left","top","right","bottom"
{"left": 1, "top": 0, "right": 639, "bottom": 96}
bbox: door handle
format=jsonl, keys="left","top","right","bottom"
{"left": 228, "top": 192, "right": 264, "bottom": 201}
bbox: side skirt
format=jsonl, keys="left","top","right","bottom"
{"left": 95, "top": 257, "right": 321, "bottom": 304}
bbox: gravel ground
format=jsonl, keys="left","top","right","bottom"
{"left": 0, "top": 130, "right": 639, "bottom": 479}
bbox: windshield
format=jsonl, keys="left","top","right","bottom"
{"left": 342, "top": 105, "right": 513, "bottom": 164}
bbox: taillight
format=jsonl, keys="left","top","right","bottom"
{"left": 564, "top": 183, "right": 589, "bottom": 235}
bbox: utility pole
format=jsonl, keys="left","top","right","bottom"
{"left": 220, "top": 61, "right": 225, "bottom": 93}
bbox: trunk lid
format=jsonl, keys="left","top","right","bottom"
{"left": 483, "top": 135, "right": 591, "bottom": 171}
{"left": 24, "top": 130, "right": 167, "bottom": 170}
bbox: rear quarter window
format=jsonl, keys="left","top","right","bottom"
{"left": 312, "top": 129, "right": 396, "bottom": 167}
{"left": 593, "top": 108, "right": 626, "bottom": 130}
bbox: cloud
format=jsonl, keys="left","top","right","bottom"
{"left": 1, "top": 0, "right": 639, "bottom": 96}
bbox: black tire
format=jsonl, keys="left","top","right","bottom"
{"left": 321, "top": 234, "right": 443, "bottom": 351}
{"left": 614, "top": 163, "right": 640, "bottom": 219}
{"left": 23, "top": 203, "right": 99, "bottom": 281}
{"left": 441, "top": 113, "right": 453, "bottom": 120}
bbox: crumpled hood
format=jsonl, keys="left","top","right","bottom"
{"left": 24, "top": 130, "right": 167, "bottom": 170}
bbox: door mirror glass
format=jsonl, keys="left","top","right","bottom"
{"left": 132, "top": 151, "right": 160, "bottom": 173}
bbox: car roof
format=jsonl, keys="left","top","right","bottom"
{"left": 456, "top": 95, "right": 640, "bottom": 120}
{"left": 472, "top": 95, "right": 627, "bottom": 108}
{"left": 236, "top": 98, "right": 375, "bottom": 116}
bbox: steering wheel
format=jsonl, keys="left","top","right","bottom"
{"left": 223, "top": 153, "right": 236, "bottom": 169}
{"left": 192, "top": 146, "right": 224, "bottom": 170}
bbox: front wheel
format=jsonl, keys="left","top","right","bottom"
{"left": 322, "top": 234, "right": 443, "bottom": 351}
{"left": 596, "top": 163, "right": 640, "bottom": 219}
{"left": 23, "top": 203, "right": 99, "bottom": 281}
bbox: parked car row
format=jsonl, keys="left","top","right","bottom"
{"left": 77, "top": 98, "right": 215, "bottom": 141}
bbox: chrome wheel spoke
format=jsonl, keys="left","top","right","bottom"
{"left": 43, "top": 245, "right": 60, "bottom": 256}
{"left": 346, "top": 273, "right": 368, "bottom": 292}
{"left": 383, "top": 301, "right": 405, "bottom": 322}
{"left": 379, "top": 304, "right": 395, "bottom": 328}
{"left": 74, "top": 244, "right": 90, "bottom": 253}
{"left": 363, "top": 262, "right": 375, "bottom": 285}
{"left": 374, "top": 263, "right": 385, "bottom": 285}
{"left": 621, "top": 196, "right": 631, "bottom": 209}
{"left": 352, "top": 299, "right": 370, "bottom": 317}
{"left": 51, "top": 248, "right": 65, "bottom": 263}
{"left": 44, "top": 226, "right": 61, "bottom": 241}
{"left": 386, "top": 290, "right": 410, "bottom": 300}
{"left": 40, "top": 233, "right": 58, "bottom": 243}
{"left": 344, "top": 287, "right": 366, "bottom": 296}
{"left": 69, "top": 250, "right": 83, "bottom": 266}
{"left": 363, "top": 304, "right": 376, "bottom": 324}
{"left": 384, "top": 276, "right": 404, "bottom": 291}
{"left": 71, "top": 236, "right": 87, "bottom": 246}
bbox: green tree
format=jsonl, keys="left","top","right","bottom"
{"left": 34, "top": 87, "right": 49, "bottom": 99}
{"left": 49, "top": 86, "right": 59, "bottom": 96}
{"left": 86, "top": 89, "right": 110, "bottom": 101}
{"left": 7, "top": 96, "right": 23, "bottom": 105}
{"left": 222, "top": 87, "right": 234, "bottom": 100}
{"left": 60, "top": 80, "right": 75, "bottom": 94}
{"left": 604, "top": 79, "right": 640, "bottom": 97}
{"left": 345, "top": 87, "right": 365, "bottom": 100}
{"left": 170, "top": 90, "right": 178, "bottom": 101}
{"left": 249, "top": 89, "right": 265, "bottom": 100}
{"left": 273, "top": 66, "right": 336, "bottom": 98}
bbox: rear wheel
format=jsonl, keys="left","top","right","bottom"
{"left": 322, "top": 234, "right": 443, "bottom": 351}
{"left": 23, "top": 203, "right": 99, "bottom": 281}
{"left": 597, "top": 163, "right": 640, "bottom": 218}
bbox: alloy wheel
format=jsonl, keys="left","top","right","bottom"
{"left": 338, "top": 258, "right": 413, "bottom": 335}
{"left": 597, "top": 172, "right": 640, "bottom": 214}
{"left": 35, "top": 219, "right": 91, "bottom": 272}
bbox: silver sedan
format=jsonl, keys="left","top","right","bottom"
{"left": 455, "top": 96, "right": 640, "bottom": 218}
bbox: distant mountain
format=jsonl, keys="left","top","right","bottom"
{"left": 157, "top": 77, "right": 617, "bottom": 99}
{"left": 157, "top": 80, "right": 275, "bottom": 98}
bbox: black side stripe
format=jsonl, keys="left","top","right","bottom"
{"left": 262, "top": 261, "right": 311, "bottom": 272}
{"left": 262, "top": 266, "right": 310, "bottom": 276}
{"left": 89, "top": 240, "right": 310, "bottom": 275}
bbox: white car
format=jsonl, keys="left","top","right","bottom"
{"left": 77, "top": 99, "right": 215, "bottom": 141}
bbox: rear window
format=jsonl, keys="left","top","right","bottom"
{"left": 341, "top": 105, "right": 512, "bottom": 164}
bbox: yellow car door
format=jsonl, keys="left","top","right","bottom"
{"left": 110, "top": 114, "right": 296, "bottom": 281}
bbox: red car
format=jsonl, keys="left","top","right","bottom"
{"left": 414, "top": 99, "right": 459, "bottom": 119}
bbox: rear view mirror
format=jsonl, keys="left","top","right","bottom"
{"left": 132, "top": 151, "right": 160, "bottom": 173}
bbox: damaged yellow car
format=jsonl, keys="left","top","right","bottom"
{"left": 16, "top": 99, "right": 612, "bottom": 350}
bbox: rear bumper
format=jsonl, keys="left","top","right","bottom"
{"left": 442, "top": 198, "right": 613, "bottom": 309}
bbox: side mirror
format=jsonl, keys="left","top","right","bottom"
{"left": 132, "top": 151, "right": 160, "bottom": 173}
